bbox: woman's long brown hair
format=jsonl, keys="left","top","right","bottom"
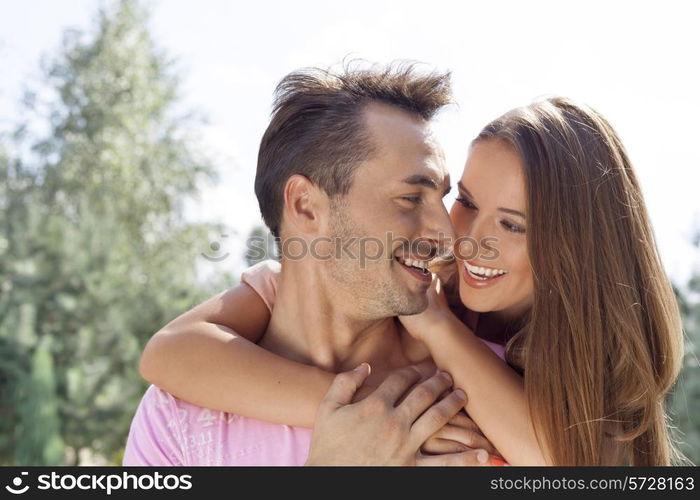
{"left": 471, "top": 97, "right": 684, "bottom": 465}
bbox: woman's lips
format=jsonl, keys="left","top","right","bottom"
{"left": 461, "top": 260, "right": 507, "bottom": 289}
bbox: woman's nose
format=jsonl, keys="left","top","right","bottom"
{"left": 456, "top": 216, "right": 497, "bottom": 261}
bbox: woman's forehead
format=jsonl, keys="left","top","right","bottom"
{"left": 461, "top": 140, "right": 526, "bottom": 207}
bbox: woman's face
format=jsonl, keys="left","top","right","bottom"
{"left": 449, "top": 139, "right": 534, "bottom": 318}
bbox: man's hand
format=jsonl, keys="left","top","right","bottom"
{"left": 305, "top": 363, "right": 488, "bottom": 466}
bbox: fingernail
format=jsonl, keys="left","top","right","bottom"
{"left": 477, "top": 450, "right": 489, "bottom": 464}
{"left": 440, "top": 371, "right": 452, "bottom": 384}
{"left": 355, "top": 363, "right": 370, "bottom": 374}
{"left": 490, "top": 456, "right": 507, "bottom": 466}
{"left": 453, "top": 388, "right": 466, "bottom": 400}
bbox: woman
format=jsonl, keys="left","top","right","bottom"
{"left": 139, "top": 97, "right": 685, "bottom": 465}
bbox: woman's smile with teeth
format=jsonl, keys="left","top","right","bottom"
{"left": 465, "top": 261, "right": 507, "bottom": 280}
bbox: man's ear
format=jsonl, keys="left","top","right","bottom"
{"left": 282, "top": 174, "right": 327, "bottom": 235}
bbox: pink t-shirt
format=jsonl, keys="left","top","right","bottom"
{"left": 123, "top": 260, "right": 505, "bottom": 466}
{"left": 123, "top": 260, "right": 311, "bottom": 466}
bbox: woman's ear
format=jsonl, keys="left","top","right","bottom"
{"left": 282, "top": 174, "right": 326, "bottom": 235}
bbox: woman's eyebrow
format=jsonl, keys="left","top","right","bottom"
{"left": 458, "top": 181, "right": 526, "bottom": 218}
{"left": 457, "top": 181, "right": 473, "bottom": 197}
{"left": 498, "top": 207, "right": 526, "bottom": 218}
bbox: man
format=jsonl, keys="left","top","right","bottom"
{"left": 124, "top": 63, "right": 492, "bottom": 466}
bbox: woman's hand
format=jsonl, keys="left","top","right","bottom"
{"left": 421, "top": 412, "right": 506, "bottom": 465}
{"left": 399, "top": 274, "right": 455, "bottom": 342}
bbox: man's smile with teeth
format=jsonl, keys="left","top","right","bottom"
{"left": 396, "top": 255, "right": 431, "bottom": 275}
{"left": 465, "top": 261, "right": 508, "bottom": 280}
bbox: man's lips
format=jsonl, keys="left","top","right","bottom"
{"left": 395, "top": 255, "right": 432, "bottom": 282}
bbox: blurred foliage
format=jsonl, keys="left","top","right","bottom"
{"left": 0, "top": 0, "right": 220, "bottom": 464}
{"left": 669, "top": 265, "right": 700, "bottom": 464}
{"left": 244, "top": 225, "right": 279, "bottom": 267}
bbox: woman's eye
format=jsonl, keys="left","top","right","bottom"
{"left": 501, "top": 220, "right": 525, "bottom": 234}
{"left": 455, "top": 197, "right": 477, "bottom": 210}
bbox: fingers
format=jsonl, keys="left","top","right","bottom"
{"left": 430, "top": 273, "right": 441, "bottom": 296}
{"left": 434, "top": 274, "right": 443, "bottom": 291}
{"left": 421, "top": 437, "right": 470, "bottom": 455}
{"left": 423, "top": 412, "right": 500, "bottom": 456}
{"left": 428, "top": 274, "right": 448, "bottom": 307}
{"left": 370, "top": 366, "right": 423, "bottom": 405}
{"left": 429, "top": 424, "right": 499, "bottom": 456}
{"left": 412, "top": 360, "right": 438, "bottom": 381}
{"left": 423, "top": 274, "right": 439, "bottom": 304}
{"left": 410, "top": 388, "right": 467, "bottom": 447}
{"left": 320, "top": 363, "right": 371, "bottom": 410}
{"left": 449, "top": 412, "right": 478, "bottom": 431}
{"left": 416, "top": 449, "right": 491, "bottom": 466}
{"left": 396, "top": 371, "right": 454, "bottom": 421}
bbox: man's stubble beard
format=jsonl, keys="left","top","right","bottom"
{"left": 325, "top": 200, "right": 428, "bottom": 318}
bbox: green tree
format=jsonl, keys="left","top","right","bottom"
{"left": 15, "top": 336, "right": 65, "bottom": 465}
{"left": 669, "top": 262, "right": 700, "bottom": 464}
{"left": 0, "top": 0, "right": 217, "bottom": 464}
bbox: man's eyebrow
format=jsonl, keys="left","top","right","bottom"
{"left": 402, "top": 174, "right": 440, "bottom": 190}
{"left": 458, "top": 181, "right": 526, "bottom": 218}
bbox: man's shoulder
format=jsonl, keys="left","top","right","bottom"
{"left": 127, "top": 385, "right": 311, "bottom": 466}
{"left": 123, "top": 385, "right": 191, "bottom": 466}
{"left": 138, "top": 385, "right": 257, "bottom": 434}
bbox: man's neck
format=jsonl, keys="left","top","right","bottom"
{"left": 259, "top": 260, "right": 409, "bottom": 378}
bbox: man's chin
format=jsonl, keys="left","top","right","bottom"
{"left": 394, "top": 295, "right": 429, "bottom": 316}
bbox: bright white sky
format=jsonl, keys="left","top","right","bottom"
{"left": 1, "top": 0, "right": 699, "bottom": 284}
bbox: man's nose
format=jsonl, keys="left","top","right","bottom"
{"left": 421, "top": 203, "right": 456, "bottom": 250}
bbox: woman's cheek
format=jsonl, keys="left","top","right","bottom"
{"left": 511, "top": 244, "right": 534, "bottom": 300}
{"left": 449, "top": 205, "right": 476, "bottom": 237}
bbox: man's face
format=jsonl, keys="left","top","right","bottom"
{"left": 323, "top": 102, "right": 454, "bottom": 318}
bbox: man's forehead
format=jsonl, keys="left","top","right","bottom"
{"left": 422, "top": 125, "right": 443, "bottom": 155}
{"left": 353, "top": 150, "right": 451, "bottom": 196}
{"left": 360, "top": 103, "right": 448, "bottom": 181}
{"left": 362, "top": 102, "right": 437, "bottom": 142}
{"left": 423, "top": 129, "right": 448, "bottom": 176}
